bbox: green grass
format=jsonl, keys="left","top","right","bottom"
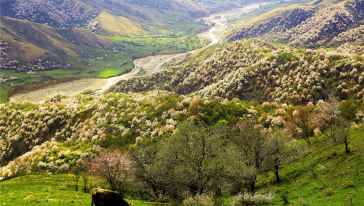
{"left": 0, "top": 174, "right": 167, "bottom": 206}
{"left": 99, "top": 69, "right": 123, "bottom": 78}
{"left": 257, "top": 126, "right": 364, "bottom": 205}
{"left": 0, "top": 87, "right": 9, "bottom": 103}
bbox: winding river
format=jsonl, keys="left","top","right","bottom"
{"left": 10, "top": 3, "right": 263, "bottom": 103}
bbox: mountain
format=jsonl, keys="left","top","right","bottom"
{"left": 0, "top": 0, "right": 255, "bottom": 30}
{"left": 110, "top": 0, "right": 364, "bottom": 104}
{"left": 0, "top": 16, "right": 114, "bottom": 72}
{"left": 229, "top": 0, "right": 364, "bottom": 48}
{"left": 0, "top": 0, "right": 260, "bottom": 72}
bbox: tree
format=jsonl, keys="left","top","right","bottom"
{"left": 158, "top": 123, "right": 228, "bottom": 197}
{"left": 232, "top": 119, "right": 270, "bottom": 192}
{"left": 331, "top": 118, "right": 351, "bottom": 153}
{"left": 72, "top": 158, "right": 91, "bottom": 192}
{"left": 131, "top": 142, "right": 170, "bottom": 200}
{"left": 316, "top": 99, "right": 351, "bottom": 153}
{"left": 90, "top": 150, "right": 131, "bottom": 193}
{"left": 132, "top": 123, "right": 255, "bottom": 199}
{"left": 315, "top": 99, "right": 341, "bottom": 136}
{"left": 286, "top": 106, "right": 316, "bottom": 144}
{"left": 265, "top": 131, "right": 291, "bottom": 183}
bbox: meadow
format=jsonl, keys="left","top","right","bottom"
{"left": 0, "top": 174, "right": 167, "bottom": 206}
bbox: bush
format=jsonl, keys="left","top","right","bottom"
{"left": 230, "top": 193, "right": 275, "bottom": 206}
{"left": 323, "top": 188, "right": 335, "bottom": 196}
{"left": 341, "top": 180, "right": 355, "bottom": 189}
{"left": 280, "top": 190, "right": 289, "bottom": 205}
{"left": 340, "top": 100, "right": 359, "bottom": 121}
{"left": 182, "top": 194, "right": 215, "bottom": 206}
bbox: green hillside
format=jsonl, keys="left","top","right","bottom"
{"left": 265, "top": 126, "right": 364, "bottom": 205}
{"left": 1, "top": 120, "right": 363, "bottom": 205}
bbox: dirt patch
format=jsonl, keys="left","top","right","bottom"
{"left": 10, "top": 78, "right": 106, "bottom": 103}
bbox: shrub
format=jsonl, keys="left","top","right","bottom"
{"left": 323, "top": 188, "right": 335, "bottom": 196}
{"left": 182, "top": 194, "right": 215, "bottom": 206}
{"left": 230, "top": 193, "right": 275, "bottom": 206}
{"left": 341, "top": 180, "right": 355, "bottom": 189}
{"left": 280, "top": 190, "right": 289, "bottom": 205}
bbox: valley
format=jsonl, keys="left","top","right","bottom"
{"left": 1, "top": 0, "right": 364, "bottom": 205}
{"left": 9, "top": 3, "right": 265, "bottom": 103}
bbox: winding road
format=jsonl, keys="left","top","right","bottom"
{"left": 11, "top": 3, "right": 263, "bottom": 103}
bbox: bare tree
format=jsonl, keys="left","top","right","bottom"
{"left": 90, "top": 150, "right": 131, "bottom": 192}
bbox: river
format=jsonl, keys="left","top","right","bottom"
{"left": 10, "top": 3, "right": 263, "bottom": 103}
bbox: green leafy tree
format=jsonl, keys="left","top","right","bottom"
{"left": 232, "top": 119, "right": 270, "bottom": 192}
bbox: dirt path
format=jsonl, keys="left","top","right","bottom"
{"left": 10, "top": 3, "right": 264, "bottom": 103}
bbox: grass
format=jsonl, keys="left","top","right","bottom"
{"left": 257, "top": 126, "right": 364, "bottom": 205}
{"left": 0, "top": 174, "right": 167, "bottom": 206}
{"left": 99, "top": 69, "right": 124, "bottom": 78}
{"left": 0, "top": 87, "right": 9, "bottom": 103}
{"left": 95, "top": 12, "right": 143, "bottom": 36}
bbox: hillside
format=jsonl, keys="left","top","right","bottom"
{"left": 110, "top": 39, "right": 364, "bottom": 104}
{"left": 0, "top": 16, "right": 114, "bottom": 72}
{"left": 1, "top": 0, "right": 364, "bottom": 205}
{"left": 108, "top": 0, "right": 364, "bottom": 104}
{"left": 1, "top": 126, "right": 363, "bottom": 205}
{"left": 229, "top": 0, "right": 364, "bottom": 48}
{"left": 0, "top": 0, "right": 269, "bottom": 103}
{"left": 0, "top": 91, "right": 364, "bottom": 205}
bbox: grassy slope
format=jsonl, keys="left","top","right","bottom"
{"left": 258, "top": 126, "right": 364, "bottom": 205}
{"left": 0, "top": 174, "right": 166, "bottom": 206}
{"left": 0, "top": 174, "right": 170, "bottom": 206}
{"left": 95, "top": 12, "right": 144, "bottom": 36}
{"left": 1, "top": 126, "right": 363, "bottom": 205}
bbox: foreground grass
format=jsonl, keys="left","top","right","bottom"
{"left": 258, "top": 126, "right": 364, "bottom": 205}
{"left": 0, "top": 174, "right": 166, "bottom": 206}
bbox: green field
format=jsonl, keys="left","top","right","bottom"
{"left": 0, "top": 174, "right": 167, "bottom": 206}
